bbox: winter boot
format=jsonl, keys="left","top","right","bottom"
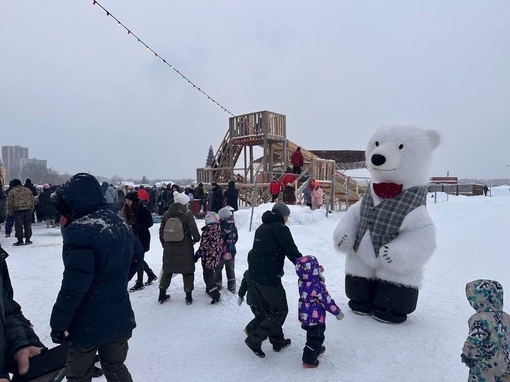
{"left": 318, "top": 345, "right": 326, "bottom": 356}
{"left": 345, "top": 275, "right": 374, "bottom": 315}
{"left": 371, "top": 279, "right": 418, "bottom": 324}
{"left": 13, "top": 240, "right": 24, "bottom": 246}
{"left": 25, "top": 239, "right": 33, "bottom": 245}
{"left": 302, "top": 360, "right": 320, "bottom": 368}
{"left": 210, "top": 296, "right": 221, "bottom": 304}
{"left": 185, "top": 291, "right": 193, "bottom": 305}
{"left": 129, "top": 281, "right": 145, "bottom": 292}
{"left": 245, "top": 338, "right": 265, "bottom": 358}
{"left": 273, "top": 338, "right": 291, "bottom": 352}
{"left": 158, "top": 289, "right": 170, "bottom": 304}
{"left": 145, "top": 272, "right": 158, "bottom": 286}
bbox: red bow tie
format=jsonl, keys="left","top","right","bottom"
{"left": 373, "top": 183, "right": 403, "bottom": 199}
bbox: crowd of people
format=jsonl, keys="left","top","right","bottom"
{"left": 1, "top": 172, "right": 509, "bottom": 380}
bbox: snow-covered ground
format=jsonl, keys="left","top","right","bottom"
{"left": 2, "top": 186, "right": 509, "bottom": 382}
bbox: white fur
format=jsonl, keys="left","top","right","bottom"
{"left": 333, "top": 125, "right": 439, "bottom": 288}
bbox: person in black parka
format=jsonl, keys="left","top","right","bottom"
{"left": 38, "top": 184, "right": 59, "bottom": 227}
{"left": 50, "top": 173, "right": 143, "bottom": 382}
{"left": 223, "top": 180, "right": 239, "bottom": 212}
{"left": 122, "top": 191, "right": 158, "bottom": 292}
{"left": 244, "top": 202, "right": 302, "bottom": 359}
{"left": 210, "top": 182, "right": 223, "bottom": 213}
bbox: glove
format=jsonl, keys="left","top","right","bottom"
{"left": 238, "top": 296, "right": 244, "bottom": 306}
{"left": 50, "top": 330, "right": 68, "bottom": 344}
{"left": 461, "top": 354, "right": 474, "bottom": 367}
{"left": 194, "top": 250, "right": 201, "bottom": 263}
{"left": 335, "top": 311, "right": 345, "bottom": 321}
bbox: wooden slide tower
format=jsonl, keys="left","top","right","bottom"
{"left": 196, "top": 110, "right": 366, "bottom": 207}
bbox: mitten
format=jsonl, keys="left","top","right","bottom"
{"left": 319, "top": 274, "right": 325, "bottom": 283}
{"left": 335, "top": 311, "right": 345, "bottom": 321}
{"left": 50, "top": 330, "right": 68, "bottom": 344}
{"left": 238, "top": 296, "right": 244, "bottom": 306}
{"left": 194, "top": 250, "right": 201, "bottom": 263}
{"left": 460, "top": 354, "right": 474, "bottom": 367}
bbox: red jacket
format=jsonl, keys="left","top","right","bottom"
{"left": 280, "top": 173, "right": 297, "bottom": 188}
{"left": 138, "top": 189, "right": 150, "bottom": 203}
{"left": 269, "top": 180, "right": 281, "bottom": 195}
{"left": 291, "top": 150, "right": 304, "bottom": 168}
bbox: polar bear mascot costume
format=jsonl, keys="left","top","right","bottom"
{"left": 334, "top": 126, "right": 440, "bottom": 323}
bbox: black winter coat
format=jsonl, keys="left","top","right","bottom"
{"left": 0, "top": 247, "right": 45, "bottom": 379}
{"left": 210, "top": 185, "right": 223, "bottom": 213}
{"left": 123, "top": 201, "right": 153, "bottom": 252}
{"left": 223, "top": 181, "right": 239, "bottom": 211}
{"left": 38, "top": 189, "right": 59, "bottom": 220}
{"left": 50, "top": 173, "right": 143, "bottom": 349}
{"left": 247, "top": 210, "right": 302, "bottom": 285}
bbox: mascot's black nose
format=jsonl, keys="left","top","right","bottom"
{"left": 371, "top": 154, "right": 386, "bottom": 166}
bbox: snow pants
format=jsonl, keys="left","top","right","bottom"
{"left": 66, "top": 332, "right": 132, "bottom": 382}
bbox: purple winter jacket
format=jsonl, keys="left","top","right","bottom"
{"left": 295, "top": 255, "right": 342, "bottom": 326}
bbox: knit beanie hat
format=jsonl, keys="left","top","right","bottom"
{"left": 218, "top": 206, "right": 232, "bottom": 219}
{"left": 272, "top": 202, "right": 290, "bottom": 217}
{"left": 174, "top": 191, "right": 190, "bottom": 205}
{"left": 205, "top": 211, "right": 219, "bottom": 225}
{"left": 125, "top": 191, "right": 139, "bottom": 202}
{"left": 43, "top": 183, "right": 51, "bottom": 190}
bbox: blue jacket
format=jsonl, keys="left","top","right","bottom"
{"left": 50, "top": 173, "right": 143, "bottom": 348}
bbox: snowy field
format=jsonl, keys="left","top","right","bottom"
{"left": 2, "top": 186, "right": 509, "bottom": 382}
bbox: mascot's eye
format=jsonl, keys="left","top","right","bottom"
{"left": 399, "top": 144, "right": 404, "bottom": 149}
{"left": 375, "top": 141, "right": 379, "bottom": 147}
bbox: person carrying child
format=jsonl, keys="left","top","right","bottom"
{"left": 215, "top": 206, "right": 238, "bottom": 293}
{"left": 295, "top": 255, "right": 344, "bottom": 368}
{"left": 238, "top": 269, "right": 266, "bottom": 335}
{"left": 196, "top": 211, "right": 224, "bottom": 304}
{"left": 461, "top": 279, "right": 510, "bottom": 382}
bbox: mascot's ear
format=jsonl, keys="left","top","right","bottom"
{"left": 426, "top": 129, "right": 441, "bottom": 150}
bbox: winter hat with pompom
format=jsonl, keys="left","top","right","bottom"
{"left": 205, "top": 211, "right": 219, "bottom": 225}
{"left": 174, "top": 191, "right": 190, "bottom": 205}
{"left": 218, "top": 206, "right": 232, "bottom": 219}
{"left": 43, "top": 183, "right": 51, "bottom": 190}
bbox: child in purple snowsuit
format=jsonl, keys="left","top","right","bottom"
{"left": 295, "top": 255, "right": 344, "bottom": 368}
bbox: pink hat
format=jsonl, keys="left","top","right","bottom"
{"left": 43, "top": 183, "right": 50, "bottom": 190}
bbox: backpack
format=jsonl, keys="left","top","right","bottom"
{"left": 163, "top": 216, "right": 185, "bottom": 242}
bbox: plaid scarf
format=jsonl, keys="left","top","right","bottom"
{"left": 353, "top": 185, "right": 427, "bottom": 257}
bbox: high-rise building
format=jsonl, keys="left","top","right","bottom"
{"left": 2, "top": 145, "right": 29, "bottom": 180}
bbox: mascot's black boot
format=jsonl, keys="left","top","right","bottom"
{"left": 345, "top": 275, "right": 374, "bottom": 315}
{"left": 371, "top": 280, "right": 419, "bottom": 324}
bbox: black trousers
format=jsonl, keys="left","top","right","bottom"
{"left": 14, "top": 210, "right": 32, "bottom": 241}
{"left": 136, "top": 260, "right": 155, "bottom": 283}
{"left": 66, "top": 332, "right": 133, "bottom": 382}
{"left": 245, "top": 281, "right": 288, "bottom": 347}
{"left": 302, "top": 324, "right": 326, "bottom": 364}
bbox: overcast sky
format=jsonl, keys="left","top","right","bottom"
{"left": 1, "top": 1, "right": 509, "bottom": 181}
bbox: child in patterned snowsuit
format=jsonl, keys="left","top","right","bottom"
{"left": 461, "top": 279, "right": 510, "bottom": 382}
{"left": 295, "top": 255, "right": 344, "bottom": 368}
{"left": 215, "top": 206, "right": 239, "bottom": 292}
{"left": 197, "top": 212, "right": 224, "bottom": 304}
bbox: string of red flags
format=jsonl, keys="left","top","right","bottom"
{"left": 91, "top": 0, "right": 235, "bottom": 116}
